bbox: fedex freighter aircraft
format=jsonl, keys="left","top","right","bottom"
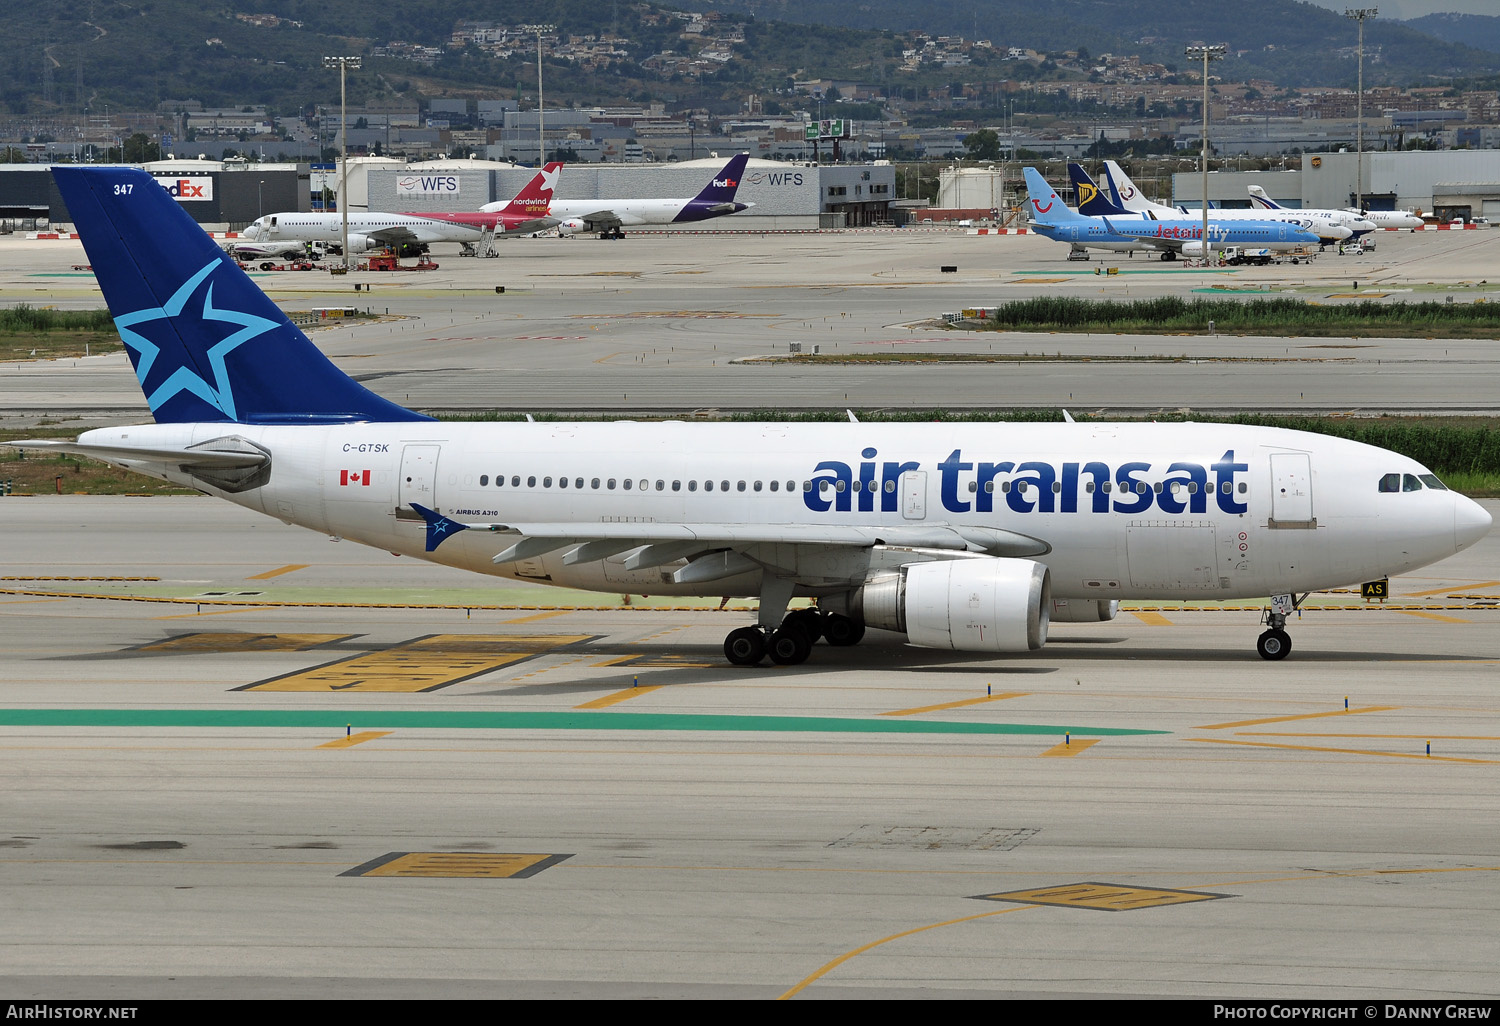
{"left": 26, "top": 167, "right": 1491, "bottom": 666}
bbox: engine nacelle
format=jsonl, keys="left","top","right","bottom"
{"left": 1049, "top": 597, "right": 1119, "bottom": 623}
{"left": 345, "top": 233, "right": 375, "bottom": 255}
{"left": 557, "top": 218, "right": 588, "bottom": 236}
{"left": 1181, "top": 241, "right": 1208, "bottom": 258}
{"left": 842, "top": 558, "right": 1050, "bottom": 653}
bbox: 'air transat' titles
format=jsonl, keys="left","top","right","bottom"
{"left": 803, "top": 448, "right": 1248, "bottom": 516}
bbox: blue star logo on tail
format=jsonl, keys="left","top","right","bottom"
{"left": 114, "top": 258, "right": 281, "bottom": 421}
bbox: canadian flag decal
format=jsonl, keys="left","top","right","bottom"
{"left": 340, "top": 470, "right": 371, "bottom": 486}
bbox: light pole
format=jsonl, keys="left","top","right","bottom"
{"left": 1185, "top": 44, "right": 1226, "bottom": 264}
{"left": 1346, "top": 8, "right": 1377, "bottom": 212}
{"left": 519, "top": 24, "right": 554, "bottom": 165}
{"left": 323, "top": 55, "right": 361, "bottom": 271}
{"left": 258, "top": 179, "right": 263, "bottom": 219}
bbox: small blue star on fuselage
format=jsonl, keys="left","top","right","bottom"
{"left": 112, "top": 258, "right": 281, "bottom": 420}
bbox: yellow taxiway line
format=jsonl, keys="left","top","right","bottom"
{"left": 880, "top": 692, "right": 1028, "bottom": 717}
{"left": 1197, "top": 706, "right": 1397, "bottom": 730}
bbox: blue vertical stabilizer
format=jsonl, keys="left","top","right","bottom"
{"left": 52, "top": 166, "right": 430, "bottom": 425}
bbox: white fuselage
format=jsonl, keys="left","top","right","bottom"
{"left": 1346, "top": 208, "right": 1425, "bottom": 230}
{"left": 244, "top": 212, "right": 481, "bottom": 245}
{"left": 547, "top": 198, "right": 689, "bottom": 227}
{"left": 75, "top": 420, "right": 1485, "bottom": 603}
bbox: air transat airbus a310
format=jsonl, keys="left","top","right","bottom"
{"left": 23, "top": 167, "right": 1491, "bottom": 666}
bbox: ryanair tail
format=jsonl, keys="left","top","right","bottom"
{"left": 1067, "top": 162, "right": 1129, "bottom": 217}
{"left": 52, "top": 166, "right": 429, "bottom": 425}
{"left": 1021, "top": 166, "right": 1087, "bottom": 225}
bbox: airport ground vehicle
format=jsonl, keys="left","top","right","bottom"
{"left": 1223, "top": 247, "right": 1274, "bottom": 266}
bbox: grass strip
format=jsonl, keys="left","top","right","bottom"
{"left": 959, "top": 296, "right": 1500, "bottom": 337}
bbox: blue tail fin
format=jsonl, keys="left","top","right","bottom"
{"left": 690, "top": 153, "right": 750, "bottom": 204}
{"left": 1101, "top": 161, "right": 1136, "bottom": 210}
{"left": 1068, "top": 162, "right": 1127, "bottom": 216}
{"left": 1022, "top": 167, "right": 1085, "bottom": 224}
{"left": 52, "top": 166, "right": 429, "bottom": 425}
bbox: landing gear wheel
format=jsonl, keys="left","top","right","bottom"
{"left": 823, "top": 614, "right": 865, "bottom": 647}
{"left": 766, "top": 626, "right": 812, "bottom": 666}
{"left": 724, "top": 626, "right": 766, "bottom": 667}
{"left": 1257, "top": 629, "right": 1292, "bottom": 661}
{"left": 783, "top": 608, "right": 824, "bottom": 644}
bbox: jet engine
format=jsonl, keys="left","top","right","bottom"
{"left": 1049, "top": 597, "right": 1119, "bottom": 623}
{"left": 344, "top": 234, "right": 375, "bottom": 255}
{"left": 557, "top": 218, "right": 588, "bottom": 237}
{"left": 838, "top": 558, "right": 1050, "bottom": 653}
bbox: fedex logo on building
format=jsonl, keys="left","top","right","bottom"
{"left": 154, "top": 176, "right": 213, "bottom": 202}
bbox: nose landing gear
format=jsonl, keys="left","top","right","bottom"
{"left": 1256, "top": 592, "right": 1307, "bottom": 660}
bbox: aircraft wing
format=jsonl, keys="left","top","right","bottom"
{"left": 574, "top": 209, "right": 624, "bottom": 232}
{"left": 498, "top": 216, "right": 561, "bottom": 236}
{"left": 407, "top": 504, "right": 1049, "bottom": 560}
{"left": 8, "top": 438, "right": 269, "bottom": 468}
{"left": 365, "top": 225, "right": 425, "bottom": 245}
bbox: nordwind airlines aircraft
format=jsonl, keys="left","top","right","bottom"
{"left": 1025, "top": 168, "right": 1319, "bottom": 260}
{"left": 481, "top": 152, "right": 754, "bottom": 239}
{"left": 26, "top": 167, "right": 1491, "bottom": 665}
{"left": 238, "top": 162, "right": 562, "bottom": 255}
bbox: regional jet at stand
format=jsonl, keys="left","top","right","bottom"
{"left": 481, "top": 153, "right": 754, "bottom": 239}
{"left": 20, "top": 166, "right": 1491, "bottom": 666}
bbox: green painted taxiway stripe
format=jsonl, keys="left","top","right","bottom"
{"left": 0, "top": 709, "right": 1164, "bottom": 737}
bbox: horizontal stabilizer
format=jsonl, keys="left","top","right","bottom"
{"left": 7, "top": 438, "right": 268, "bottom": 468}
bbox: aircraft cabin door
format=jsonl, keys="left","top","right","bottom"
{"left": 901, "top": 471, "right": 927, "bottom": 520}
{"left": 398, "top": 444, "right": 441, "bottom": 515}
{"left": 1270, "top": 452, "right": 1314, "bottom": 526}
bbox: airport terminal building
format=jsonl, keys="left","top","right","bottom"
{"left": 0, "top": 157, "right": 893, "bottom": 232}
{"left": 365, "top": 157, "right": 895, "bottom": 230}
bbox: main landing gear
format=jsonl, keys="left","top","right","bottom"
{"left": 722, "top": 576, "right": 865, "bottom": 667}
{"left": 723, "top": 609, "right": 866, "bottom": 667}
{"left": 1256, "top": 592, "right": 1306, "bottom": 660}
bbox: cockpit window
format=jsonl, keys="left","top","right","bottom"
{"left": 1403, "top": 474, "right": 1423, "bottom": 492}
{"left": 1378, "top": 473, "right": 1400, "bottom": 493}
{"left": 1419, "top": 474, "right": 1449, "bottom": 491}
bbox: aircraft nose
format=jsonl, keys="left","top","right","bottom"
{"left": 1455, "top": 495, "right": 1492, "bottom": 551}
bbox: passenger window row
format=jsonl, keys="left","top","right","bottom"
{"left": 476, "top": 475, "right": 800, "bottom": 493}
